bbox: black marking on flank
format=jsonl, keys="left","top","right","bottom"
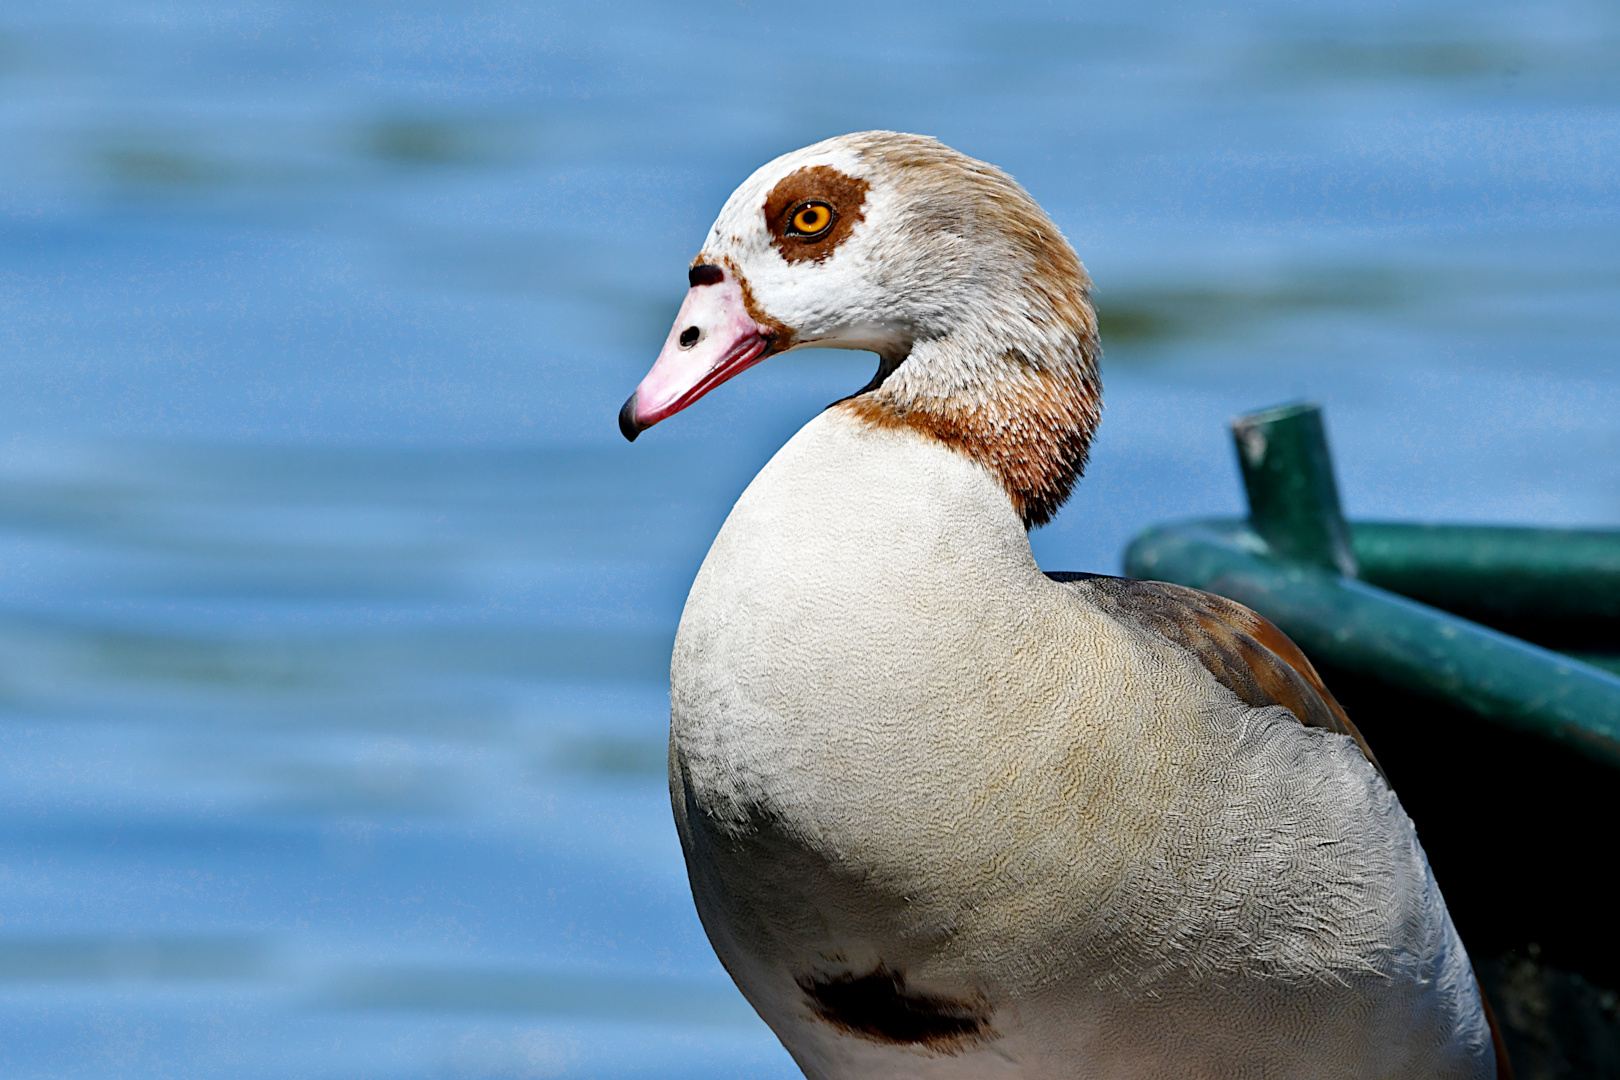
{"left": 688, "top": 264, "right": 724, "bottom": 287}
{"left": 618, "top": 393, "right": 642, "bottom": 442}
{"left": 798, "top": 966, "right": 992, "bottom": 1052}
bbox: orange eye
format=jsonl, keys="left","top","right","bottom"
{"left": 788, "top": 201, "right": 834, "bottom": 238}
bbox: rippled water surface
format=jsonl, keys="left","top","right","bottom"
{"left": 1, "top": 1, "right": 1618, "bottom": 1076}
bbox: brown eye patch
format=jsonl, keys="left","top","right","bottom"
{"left": 763, "top": 165, "right": 870, "bottom": 264}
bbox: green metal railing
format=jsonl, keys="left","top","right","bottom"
{"left": 1124, "top": 401, "right": 1620, "bottom": 770}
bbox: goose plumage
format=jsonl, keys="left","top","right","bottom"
{"left": 620, "top": 131, "right": 1504, "bottom": 1080}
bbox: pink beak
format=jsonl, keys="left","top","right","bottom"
{"left": 618, "top": 264, "right": 776, "bottom": 441}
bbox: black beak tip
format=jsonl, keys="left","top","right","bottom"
{"left": 618, "top": 394, "right": 643, "bottom": 443}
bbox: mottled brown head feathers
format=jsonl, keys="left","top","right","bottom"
{"left": 842, "top": 359, "right": 1100, "bottom": 528}
{"left": 830, "top": 134, "right": 1102, "bottom": 528}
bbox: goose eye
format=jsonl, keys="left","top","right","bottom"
{"left": 787, "top": 201, "right": 835, "bottom": 239}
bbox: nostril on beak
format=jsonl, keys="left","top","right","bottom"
{"left": 679, "top": 326, "right": 700, "bottom": 349}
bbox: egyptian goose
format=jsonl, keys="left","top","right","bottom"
{"left": 619, "top": 132, "right": 1506, "bottom": 1080}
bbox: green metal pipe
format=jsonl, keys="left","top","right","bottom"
{"left": 1352, "top": 522, "right": 1620, "bottom": 626}
{"left": 1124, "top": 519, "right": 1620, "bottom": 771}
{"left": 1569, "top": 652, "right": 1620, "bottom": 677}
{"left": 1231, "top": 402, "right": 1358, "bottom": 577}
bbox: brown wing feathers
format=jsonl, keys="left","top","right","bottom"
{"left": 1047, "top": 573, "right": 1385, "bottom": 782}
{"left": 1045, "top": 575, "right": 1517, "bottom": 1073}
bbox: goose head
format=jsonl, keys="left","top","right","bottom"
{"left": 620, "top": 131, "right": 1101, "bottom": 527}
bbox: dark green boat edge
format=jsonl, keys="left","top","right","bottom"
{"left": 1124, "top": 517, "right": 1620, "bottom": 772}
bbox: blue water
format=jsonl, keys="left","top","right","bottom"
{"left": 1, "top": 1, "right": 1617, "bottom": 1076}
